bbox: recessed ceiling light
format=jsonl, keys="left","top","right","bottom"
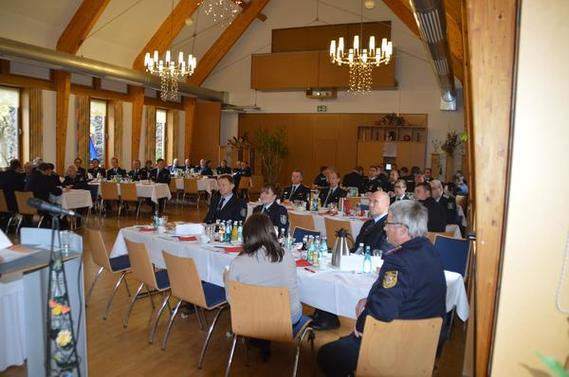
{"left": 364, "top": 0, "right": 375, "bottom": 9}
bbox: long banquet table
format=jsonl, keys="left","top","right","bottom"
{"left": 175, "top": 177, "right": 218, "bottom": 194}
{"left": 88, "top": 182, "right": 171, "bottom": 204}
{"left": 112, "top": 226, "right": 469, "bottom": 321}
{"left": 54, "top": 189, "right": 93, "bottom": 209}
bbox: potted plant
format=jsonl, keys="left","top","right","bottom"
{"left": 255, "top": 127, "right": 288, "bottom": 186}
{"left": 441, "top": 130, "right": 462, "bottom": 157}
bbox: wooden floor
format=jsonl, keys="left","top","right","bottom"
{"left": 1, "top": 202, "right": 466, "bottom": 377}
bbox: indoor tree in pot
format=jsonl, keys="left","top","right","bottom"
{"left": 255, "top": 127, "right": 288, "bottom": 186}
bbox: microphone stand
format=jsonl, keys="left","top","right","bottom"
{"left": 45, "top": 214, "right": 81, "bottom": 377}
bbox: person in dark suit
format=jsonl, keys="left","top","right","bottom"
{"left": 0, "top": 159, "right": 26, "bottom": 213}
{"left": 414, "top": 182, "right": 446, "bottom": 232}
{"left": 318, "top": 171, "right": 347, "bottom": 207}
{"left": 196, "top": 159, "right": 213, "bottom": 176}
{"left": 361, "top": 166, "right": 384, "bottom": 194}
{"left": 253, "top": 184, "right": 289, "bottom": 236}
{"left": 313, "top": 166, "right": 329, "bottom": 188}
{"left": 25, "top": 163, "right": 62, "bottom": 203}
{"left": 430, "top": 179, "right": 459, "bottom": 225}
{"left": 240, "top": 161, "right": 252, "bottom": 177}
{"left": 182, "top": 158, "right": 193, "bottom": 173}
{"left": 73, "top": 157, "right": 87, "bottom": 179}
{"left": 281, "top": 170, "right": 311, "bottom": 203}
{"left": 44, "top": 163, "right": 61, "bottom": 188}
{"left": 61, "top": 165, "right": 88, "bottom": 190}
{"left": 88, "top": 159, "right": 106, "bottom": 179}
{"left": 390, "top": 179, "right": 412, "bottom": 204}
{"left": 342, "top": 166, "right": 364, "bottom": 192}
{"left": 352, "top": 191, "right": 392, "bottom": 253}
{"left": 385, "top": 169, "right": 400, "bottom": 193}
{"left": 168, "top": 158, "right": 180, "bottom": 175}
{"left": 317, "top": 200, "right": 446, "bottom": 377}
{"left": 203, "top": 174, "right": 247, "bottom": 224}
{"left": 149, "top": 159, "right": 171, "bottom": 184}
{"left": 128, "top": 159, "right": 147, "bottom": 181}
{"left": 216, "top": 159, "right": 232, "bottom": 175}
{"left": 106, "top": 157, "right": 127, "bottom": 180}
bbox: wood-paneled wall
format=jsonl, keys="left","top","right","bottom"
{"left": 239, "top": 113, "right": 429, "bottom": 185}
{"left": 190, "top": 101, "right": 221, "bottom": 164}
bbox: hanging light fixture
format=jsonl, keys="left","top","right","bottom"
{"left": 199, "top": 0, "right": 243, "bottom": 24}
{"left": 144, "top": 0, "right": 197, "bottom": 101}
{"left": 329, "top": 0, "right": 393, "bottom": 94}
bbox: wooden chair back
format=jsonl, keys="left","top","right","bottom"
{"left": 324, "top": 217, "right": 354, "bottom": 249}
{"left": 120, "top": 183, "right": 138, "bottom": 202}
{"left": 183, "top": 178, "right": 198, "bottom": 194}
{"left": 289, "top": 212, "right": 315, "bottom": 232}
{"left": 227, "top": 280, "right": 292, "bottom": 343}
{"left": 455, "top": 195, "right": 467, "bottom": 212}
{"left": 124, "top": 239, "right": 158, "bottom": 289}
{"left": 86, "top": 228, "right": 112, "bottom": 271}
{"left": 238, "top": 176, "right": 252, "bottom": 190}
{"left": 15, "top": 191, "right": 37, "bottom": 215}
{"left": 344, "top": 196, "right": 362, "bottom": 209}
{"left": 168, "top": 178, "right": 179, "bottom": 194}
{"left": 356, "top": 316, "right": 442, "bottom": 377}
{"left": 426, "top": 231, "right": 454, "bottom": 244}
{"left": 249, "top": 175, "right": 264, "bottom": 194}
{"left": 100, "top": 182, "right": 120, "bottom": 201}
{"left": 162, "top": 252, "right": 207, "bottom": 307}
{"left": 0, "top": 190, "right": 9, "bottom": 213}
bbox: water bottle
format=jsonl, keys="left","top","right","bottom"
{"left": 307, "top": 238, "right": 316, "bottom": 263}
{"left": 355, "top": 243, "right": 365, "bottom": 255}
{"left": 218, "top": 221, "right": 225, "bottom": 242}
{"left": 153, "top": 211, "right": 160, "bottom": 228}
{"left": 320, "top": 237, "right": 328, "bottom": 257}
{"left": 231, "top": 222, "right": 238, "bottom": 241}
{"left": 225, "top": 220, "right": 232, "bottom": 242}
{"left": 302, "top": 235, "right": 308, "bottom": 251}
{"left": 362, "top": 247, "right": 372, "bottom": 274}
{"left": 237, "top": 221, "right": 243, "bottom": 242}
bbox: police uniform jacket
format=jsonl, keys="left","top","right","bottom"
{"left": 128, "top": 168, "right": 148, "bottom": 181}
{"left": 25, "top": 170, "right": 62, "bottom": 203}
{"left": 198, "top": 166, "right": 213, "bottom": 176}
{"left": 0, "top": 169, "right": 26, "bottom": 212}
{"left": 204, "top": 193, "right": 247, "bottom": 224}
{"left": 352, "top": 215, "right": 391, "bottom": 253}
{"left": 342, "top": 172, "right": 364, "bottom": 190}
{"left": 361, "top": 177, "right": 383, "bottom": 193}
{"left": 390, "top": 192, "right": 412, "bottom": 204}
{"left": 403, "top": 174, "right": 416, "bottom": 193}
{"left": 355, "top": 236, "right": 446, "bottom": 332}
{"left": 436, "top": 195, "right": 459, "bottom": 225}
{"left": 149, "top": 168, "right": 171, "bottom": 184}
{"left": 239, "top": 167, "right": 252, "bottom": 177}
{"left": 420, "top": 197, "right": 447, "bottom": 232}
{"left": 253, "top": 202, "right": 289, "bottom": 235}
{"left": 318, "top": 186, "right": 347, "bottom": 207}
{"left": 216, "top": 166, "right": 232, "bottom": 175}
{"left": 77, "top": 167, "right": 87, "bottom": 179}
{"left": 106, "top": 167, "right": 127, "bottom": 180}
{"left": 88, "top": 167, "right": 106, "bottom": 179}
{"left": 62, "top": 175, "right": 89, "bottom": 190}
{"left": 313, "top": 173, "right": 328, "bottom": 188}
{"left": 281, "top": 184, "right": 311, "bottom": 203}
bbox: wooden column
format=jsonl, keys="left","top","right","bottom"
{"left": 53, "top": 70, "right": 71, "bottom": 175}
{"left": 183, "top": 97, "right": 196, "bottom": 159}
{"left": 113, "top": 101, "right": 123, "bottom": 161}
{"left": 144, "top": 106, "right": 156, "bottom": 161}
{"left": 466, "top": 0, "right": 519, "bottom": 375}
{"left": 130, "top": 86, "right": 144, "bottom": 161}
{"left": 28, "top": 88, "right": 43, "bottom": 160}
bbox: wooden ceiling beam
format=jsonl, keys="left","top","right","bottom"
{"left": 132, "top": 0, "right": 202, "bottom": 71}
{"left": 233, "top": 0, "right": 268, "bottom": 22}
{"left": 56, "top": 0, "right": 111, "bottom": 54}
{"left": 382, "top": 0, "right": 420, "bottom": 36}
{"left": 189, "top": 0, "right": 271, "bottom": 86}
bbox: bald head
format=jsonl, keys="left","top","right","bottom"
{"left": 430, "top": 179, "right": 443, "bottom": 200}
{"left": 368, "top": 191, "right": 390, "bottom": 218}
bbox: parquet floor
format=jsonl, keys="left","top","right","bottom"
{"left": 1, "top": 202, "right": 466, "bottom": 377}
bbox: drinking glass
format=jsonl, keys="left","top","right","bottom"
{"left": 60, "top": 230, "right": 71, "bottom": 255}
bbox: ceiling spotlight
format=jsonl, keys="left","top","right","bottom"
{"left": 185, "top": 17, "right": 193, "bottom": 26}
{"left": 364, "top": 0, "right": 375, "bottom": 9}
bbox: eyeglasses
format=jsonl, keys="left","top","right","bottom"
{"left": 394, "top": 185, "right": 404, "bottom": 189}
{"left": 384, "top": 221, "right": 408, "bottom": 229}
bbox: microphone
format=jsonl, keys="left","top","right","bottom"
{"left": 27, "top": 198, "right": 81, "bottom": 218}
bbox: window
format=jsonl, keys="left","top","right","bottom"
{"left": 155, "top": 109, "right": 167, "bottom": 160}
{"left": 0, "top": 86, "right": 20, "bottom": 167}
{"left": 90, "top": 100, "right": 107, "bottom": 163}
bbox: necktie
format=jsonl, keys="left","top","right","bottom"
{"left": 324, "top": 188, "right": 334, "bottom": 206}
{"left": 289, "top": 185, "right": 296, "bottom": 200}
{"left": 217, "top": 197, "right": 225, "bottom": 211}
{"left": 262, "top": 206, "right": 268, "bottom": 214}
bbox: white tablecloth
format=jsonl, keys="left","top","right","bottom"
{"left": 175, "top": 178, "right": 218, "bottom": 194}
{"left": 112, "top": 227, "right": 469, "bottom": 321}
{"left": 0, "top": 277, "right": 26, "bottom": 371}
{"left": 55, "top": 189, "right": 93, "bottom": 209}
{"left": 89, "top": 182, "right": 171, "bottom": 204}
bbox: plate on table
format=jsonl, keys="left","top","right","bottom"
{"left": 136, "top": 226, "right": 155, "bottom": 232}
{"left": 224, "top": 246, "right": 243, "bottom": 253}
{"left": 175, "top": 235, "right": 198, "bottom": 241}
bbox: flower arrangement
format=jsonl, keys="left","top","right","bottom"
{"left": 227, "top": 133, "right": 251, "bottom": 149}
{"left": 441, "top": 130, "right": 462, "bottom": 156}
{"left": 376, "top": 112, "right": 406, "bottom": 126}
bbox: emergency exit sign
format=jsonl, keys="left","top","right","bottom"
{"left": 316, "top": 105, "right": 328, "bottom": 112}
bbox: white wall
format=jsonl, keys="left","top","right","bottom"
{"left": 491, "top": 1, "right": 569, "bottom": 375}
{"left": 220, "top": 111, "right": 239, "bottom": 145}
{"left": 64, "top": 94, "right": 76, "bottom": 168}
{"left": 41, "top": 90, "right": 56, "bottom": 164}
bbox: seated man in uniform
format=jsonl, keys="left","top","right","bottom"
{"left": 313, "top": 166, "right": 329, "bottom": 188}
{"left": 203, "top": 174, "right": 247, "bottom": 224}
{"left": 317, "top": 200, "right": 447, "bottom": 377}
{"left": 73, "top": 157, "right": 87, "bottom": 179}
{"left": 128, "top": 159, "right": 147, "bottom": 181}
{"left": 342, "top": 166, "right": 364, "bottom": 192}
{"left": 318, "top": 171, "right": 347, "bottom": 207}
{"left": 253, "top": 184, "right": 289, "bottom": 236}
{"left": 62, "top": 165, "right": 88, "bottom": 190}
{"left": 88, "top": 158, "right": 106, "bottom": 179}
{"left": 352, "top": 191, "right": 391, "bottom": 253}
{"left": 414, "top": 182, "right": 446, "bottom": 232}
{"left": 148, "top": 159, "right": 171, "bottom": 214}
{"left": 390, "top": 179, "right": 412, "bottom": 203}
{"left": 430, "top": 179, "right": 459, "bottom": 225}
{"left": 106, "top": 157, "right": 127, "bottom": 180}
{"left": 168, "top": 158, "right": 180, "bottom": 174}
{"left": 182, "top": 158, "right": 193, "bottom": 173}
{"left": 216, "top": 159, "right": 232, "bottom": 175}
{"left": 361, "top": 165, "right": 383, "bottom": 194}
{"left": 281, "top": 170, "right": 311, "bottom": 204}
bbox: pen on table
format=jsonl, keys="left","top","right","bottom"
{"left": 304, "top": 267, "right": 316, "bottom": 273}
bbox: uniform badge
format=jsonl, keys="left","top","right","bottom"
{"left": 382, "top": 271, "right": 398, "bottom": 289}
{"left": 280, "top": 215, "right": 287, "bottom": 225}
{"left": 447, "top": 203, "right": 454, "bottom": 209}
{"left": 240, "top": 208, "right": 247, "bottom": 217}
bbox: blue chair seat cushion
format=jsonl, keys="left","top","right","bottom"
{"left": 155, "top": 269, "right": 170, "bottom": 290}
{"left": 109, "top": 254, "right": 130, "bottom": 272}
{"left": 292, "top": 315, "right": 312, "bottom": 338}
{"left": 202, "top": 281, "right": 227, "bottom": 308}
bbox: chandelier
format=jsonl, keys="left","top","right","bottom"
{"left": 144, "top": 50, "right": 197, "bottom": 101}
{"left": 329, "top": 2, "right": 393, "bottom": 94}
{"left": 199, "top": 0, "right": 243, "bottom": 24}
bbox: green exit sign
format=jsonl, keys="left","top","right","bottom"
{"left": 316, "top": 105, "right": 328, "bottom": 112}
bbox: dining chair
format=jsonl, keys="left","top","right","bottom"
{"left": 14, "top": 191, "right": 45, "bottom": 234}
{"left": 182, "top": 178, "right": 200, "bottom": 209}
{"left": 161, "top": 252, "right": 228, "bottom": 369}
{"left": 426, "top": 231, "right": 455, "bottom": 244}
{"left": 0, "top": 189, "right": 17, "bottom": 233}
{"left": 85, "top": 228, "right": 132, "bottom": 319}
{"left": 292, "top": 227, "right": 321, "bottom": 244}
{"left": 289, "top": 212, "right": 316, "bottom": 233}
{"left": 356, "top": 316, "right": 442, "bottom": 377}
{"left": 324, "top": 217, "right": 353, "bottom": 249}
{"left": 99, "top": 182, "right": 120, "bottom": 217}
{"left": 224, "top": 280, "right": 315, "bottom": 377}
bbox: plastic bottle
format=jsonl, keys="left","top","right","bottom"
{"left": 231, "top": 222, "right": 238, "bottom": 241}
{"left": 307, "top": 237, "right": 316, "bottom": 263}
{"left": 237, "top": 221, "right": 243, "bottom": 242}
{"left": 354, "top": 243, "right": 365, "bottom": 255}
{"left": 362, "top": 247, "right": 372, "bottom": 274}
{"left": 320, "top": 237, "right": 328, "bottom": 257}
{"left": 225, "top": 220, "right": 232, "bottom": 242}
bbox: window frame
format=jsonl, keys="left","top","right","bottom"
{"left": 89, "top": 98, "right": 109, "bottom": 167}
{"left": 0, "top": 85, "right": 22, "bottom": 167}
{"left": 155, "top": 107, "right": 168, "bottom": 162}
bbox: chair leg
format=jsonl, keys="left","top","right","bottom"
{"left": 293, "top": 327, "right": 314, "bottom": 377}
{"left": 198, "top": 307, "right": 209, "bottom": 328}
{"left": 36, "top": 215, "right": 45, "bottom": 228}
{"left": 85, "top": 266, "right": 104, "bottom": 306}
{"left": 123, "top": 276, "right": 132, "bottom": 297}
{"left": 103, "top": 271, "right": 128, "bottom": 320}
{"left": 161, "top": 299, "right": 182, "bottom": 351}
{"left": 149, "top": 292, "right": 171, "bottom": 344}
{"left": 147, "top": 285, "right": 156, "bottom": 309}
{"left": 136, "top": 200, "right": 141, "bottom": 218}
{"left": 224, "top": 334, "right": 239, "bottom": 377}
{"left": 15, "top": 216, "right": 23, "bottom": 235}
{"left": 123, "top": 283, "right": 144, "bottom": 328}
{"left": 198, "top": 305, "right": 227, "bottom": 369}
{"left": 195, "top": 305, "right": 205, "bottom": 331}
